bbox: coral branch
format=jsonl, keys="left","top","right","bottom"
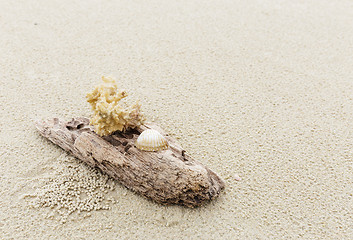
{"left": 86, "top": 76, "right": 145, "bottom": 136}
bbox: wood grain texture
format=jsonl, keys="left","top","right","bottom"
{"left": 35, "top": 117, "right": 225, "bottom": 207}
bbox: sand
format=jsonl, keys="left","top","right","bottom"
{"left": 1, "top": 0, "right": 353, "bottom": 239}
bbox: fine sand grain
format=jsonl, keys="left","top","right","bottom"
{"left": 1, "top": 0, "right": 353, "bottom": 239}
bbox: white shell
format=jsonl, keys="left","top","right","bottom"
{"left": 135, "top": 129, "right": 168, "bottom": 151}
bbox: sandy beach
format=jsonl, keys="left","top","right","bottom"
{"left": 1, "top": 0, "right": 353, "bottom": 239}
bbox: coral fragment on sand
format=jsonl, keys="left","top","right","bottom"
{"left": 86, "top": 76, "right": 145, "bottom": 136}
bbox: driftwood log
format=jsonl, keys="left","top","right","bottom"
{"left": 35, "top": 117, "right": 225, "bottom": 207}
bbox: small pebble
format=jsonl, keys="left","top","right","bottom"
{"left": 234, "top": 174, "right": 242, "bottom": 181}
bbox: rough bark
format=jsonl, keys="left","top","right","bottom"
{"left": 35, "top": 117, "right": 225, "bottom": 207}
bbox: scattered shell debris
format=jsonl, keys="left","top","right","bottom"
{"left": 29, "top": 156, "right": 118, "bottom": 223}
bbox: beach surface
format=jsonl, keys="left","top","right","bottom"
{"left": 1, "top": 0, "right": 353, "bottom": 239}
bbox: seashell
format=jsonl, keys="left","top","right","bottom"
{"left": 135, "top": 129, "right": 168, "bottom": 151}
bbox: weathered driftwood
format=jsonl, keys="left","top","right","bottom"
{"left": 35, "top": 117, "right": 225, "bottom": 207}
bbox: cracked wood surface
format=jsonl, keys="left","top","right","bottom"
{"left": 35, "top": 117, "right": 225, "bottom": 207}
